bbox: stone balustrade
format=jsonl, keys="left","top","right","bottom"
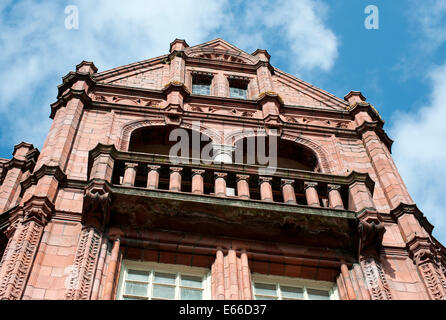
{"left": 89, "top": 144, "right": 375, "bottom": 211}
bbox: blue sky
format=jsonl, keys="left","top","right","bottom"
{"left": 1, "top": 0, "right": 445, "bottom": 243}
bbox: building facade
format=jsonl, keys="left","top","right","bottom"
{"left": 0, "top": 38, "right": 445, "bottom": 300}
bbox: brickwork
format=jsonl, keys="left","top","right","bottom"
{"left": 0, "top": 38, "right": 444, "bottom": 300}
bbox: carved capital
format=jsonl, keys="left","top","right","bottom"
{"left": 22, "top": 196, "right": 55, "bottom": 226}
{"left": 358, "top": 220, "right": 386, "bottom": 259}
{"left": 281, "top": 179, "right": 294, "bottom": 187}
{"left": 214, "top": 172, "right": 228, "bottom": 180}
{"left": 191, "top": 169, "right": 205, "bottom": 177}
{"left": 407, "top": 236, "right": 436, "bottom": 266}
{"left": 304, "top": 181, "right": 318, "bottom": 190}
{"left": 236, "top": 174, "right": 250, "bottom": 182}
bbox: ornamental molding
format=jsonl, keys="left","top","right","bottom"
{"left": 390, "top": 203, "right": 434, "bottom": 235}
{"left": 355, "top": 120, "right": 394, "bottom": 152}
{"left": 50, "top": 88, "right": 92, "bottom": 119}
{"left": 57, "top": 71, "right": 96, "bottom": 99}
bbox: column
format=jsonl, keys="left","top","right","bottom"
{"left": 328, "top": 184, "right": 344, "bottom": 209}
{"left": 214, "top": 172, "right": 227, "bottom": 197}
{"left": 146, "top": 165, "right": 161, "bottom": 189}
{"left": 259, "top": 177, "right": 273, "bottom": 202}
{"left": 304, "top": 181, "right": 320, "bottom": 207}
{"left": 236, "top": 175, "right": 250, "bottom": 200}
{"left": 122, "top": 163, "right": 138, "bottom": 187}
{"left": 169, "top": 167, "right": 183, "bottom": 192}
{"left": 191, "top": 169, "right": 205, "bottom": 194}
{"left": 281, "top": 179, "right": 296, "bottom": 204}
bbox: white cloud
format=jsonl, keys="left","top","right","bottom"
{"left": 390, "top": 62, "right": 446, "bottom": 243}
{"left": 0, "top": 0, "right": 338, "bottom": 155}
{"left": 389, "top": 0, "right": 446, "bottom": 243}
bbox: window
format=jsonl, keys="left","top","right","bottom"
{"left": 252, "top": 273, "right": 338, "bottom": 300}
{"left": 192, "top": 74, "right": 212, "bottom": 96}
{"left": 229, "top": 77, "right": 248, "bottom": 99}
{"left": 117, "top": 261, "right": 211, "bottom": 300}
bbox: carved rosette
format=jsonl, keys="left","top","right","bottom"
{"left": 357, "top": 219, "right": 392, "bottom": 300}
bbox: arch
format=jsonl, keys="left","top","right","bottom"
{"left": 119, "top": 119, "right": 224, "bottom": 151}
{"left": 229, "top": 130, "right": 332, "bottom": 173}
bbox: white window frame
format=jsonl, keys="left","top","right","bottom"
{"left": 116, "top": 260, "right": 212, "bottom": 300}
{"left": 251, "top": 273, "right": 339, "bottom": 300}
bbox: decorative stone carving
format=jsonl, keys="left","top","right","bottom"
{"left": 361, "top": 257, "right": 392, "bottom": 300}
{"left": 0, "top": 221, "right": 44, "bottom": 300}
{"left": 65, "top": 227, "right": 103, "bottom": 300}
{"left": 82, "top": 190, "right": 111, "bottom": 231}
{"left": 358, "top": 220, "right": 385, "bottom": 259}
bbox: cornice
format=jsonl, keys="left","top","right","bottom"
{"left": 162, "top": 81, "right": 191, "bottom": 97}
{"left": 257, "top": 91, "right": 284, "bottom": 107}
{"left": 20, "top": 164, "right": 67, "bottom": 193}
{"left": 347, "top": 101, "right": 384, "bottom": 125}
{"left": 50, "top": 88, "right": 92, "bottom": 119}
{"left": 57, "top": 71, "right": 96, "bottom": 99}
{"left": 356, "top": 120, "right": 394, "bottom": 152}
{"left": 390, "top": 203, "right": 434, "bottom": 235}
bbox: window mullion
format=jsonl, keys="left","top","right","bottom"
{"left": 148, "top": 271, "right": 153, "bottom": 300}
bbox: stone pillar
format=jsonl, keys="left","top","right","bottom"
{"left": 214, "top": 73, "right": 229, "bottom": 97}
{"left": 102, "top": 238, "right": 121, "bottom": 300}
{"left": 253, "top": 49, "right": 273, "bottom": 93}
{"left": 328, "top": 184, "right": 344, "bottom": 209}
{"left": 214, "top": 172, "right": 227, "bottom": 197}
{"left": 346, "top": 91, "right": 412, "bottom": 210}
{"left": 191, "top": 169, "right": 205, "bottom": 194}
{"left": 236, "top": 175, "right": 250, "bottom": 200}
{"left": 391, "top": 204, "right": 446, "bottom": 300}
{"left": 147, "top": 165, "right": 161, "bottom": 189}
{"left": 281, "top": 179, "right": 296, "bottom": 204}
{"left": 348, "top": 181, "right": 375, "bottom": 212}
{"left": 0, "top": 142, "right": 36, "bottom": 213}
{"left": 122, "top": 163, "right": 138, "bottom": 187}
{"left": 169, "top": 167, "right": 183, "bottom": 192}
{"left": 304, "top": 182, "right": 320, "bottom": 207}
{"left": 259, "top": 177, "right": 273, "bottom": 202}
{"left": 211, "top": 248, "right": 252, "bottom": 300}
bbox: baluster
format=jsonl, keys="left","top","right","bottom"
{"left": 236, "top": 174, "right": 250, "bottom": 200}
{"left": 122, "top": 162, "right": 138, "bottom": 186}
{"left": 147, "top": 165, "right": 161, "bottom": 189}
{"left": 281, "top": 179, "right": 296, "bottom": 204}
{"left": 259, "top": 177, "right": 273, "bottom": 202}
{"left": 328, "top": 184, "right": 344, "bottom": 209}
{"left": 169, "top": 167, "right": 183, "bottom": 191}
{"left": 192, "top": 169, "right": 205, "bottom": 194}
{"left": 304, "top": 181, "right": 320, "bottom": 207}
{"left": 214, "top": 172, "right": 227, "bottom": 197}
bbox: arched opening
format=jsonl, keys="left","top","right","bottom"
{"left": 233, "top": 136, "right": 319, "bottom": 172}
{"left": 114, "top": 126, "right": 214, "bottom": 192}
{"left": 233, "top": 136, "right": 321, "bottom": 202}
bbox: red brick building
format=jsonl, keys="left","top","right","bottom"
{"left": 0, "top": 38, "right": 445, "bottom": 300}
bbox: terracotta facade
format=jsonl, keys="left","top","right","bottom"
{"left": 0, "top": 38, "right": 445, "bottom": 300}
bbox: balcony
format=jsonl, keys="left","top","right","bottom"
{"left": 88, "top": 144, "right": 374, "bottom": 251}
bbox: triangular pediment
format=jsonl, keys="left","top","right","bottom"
{"left": 185, "top": 38, "right": 258, "bottom": 64}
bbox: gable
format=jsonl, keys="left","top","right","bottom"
{"left": 185, "top": 38, "right": 258, "bottom": 64}
{"left": 272, "top": 70, "right": 348, "bottom": 110}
